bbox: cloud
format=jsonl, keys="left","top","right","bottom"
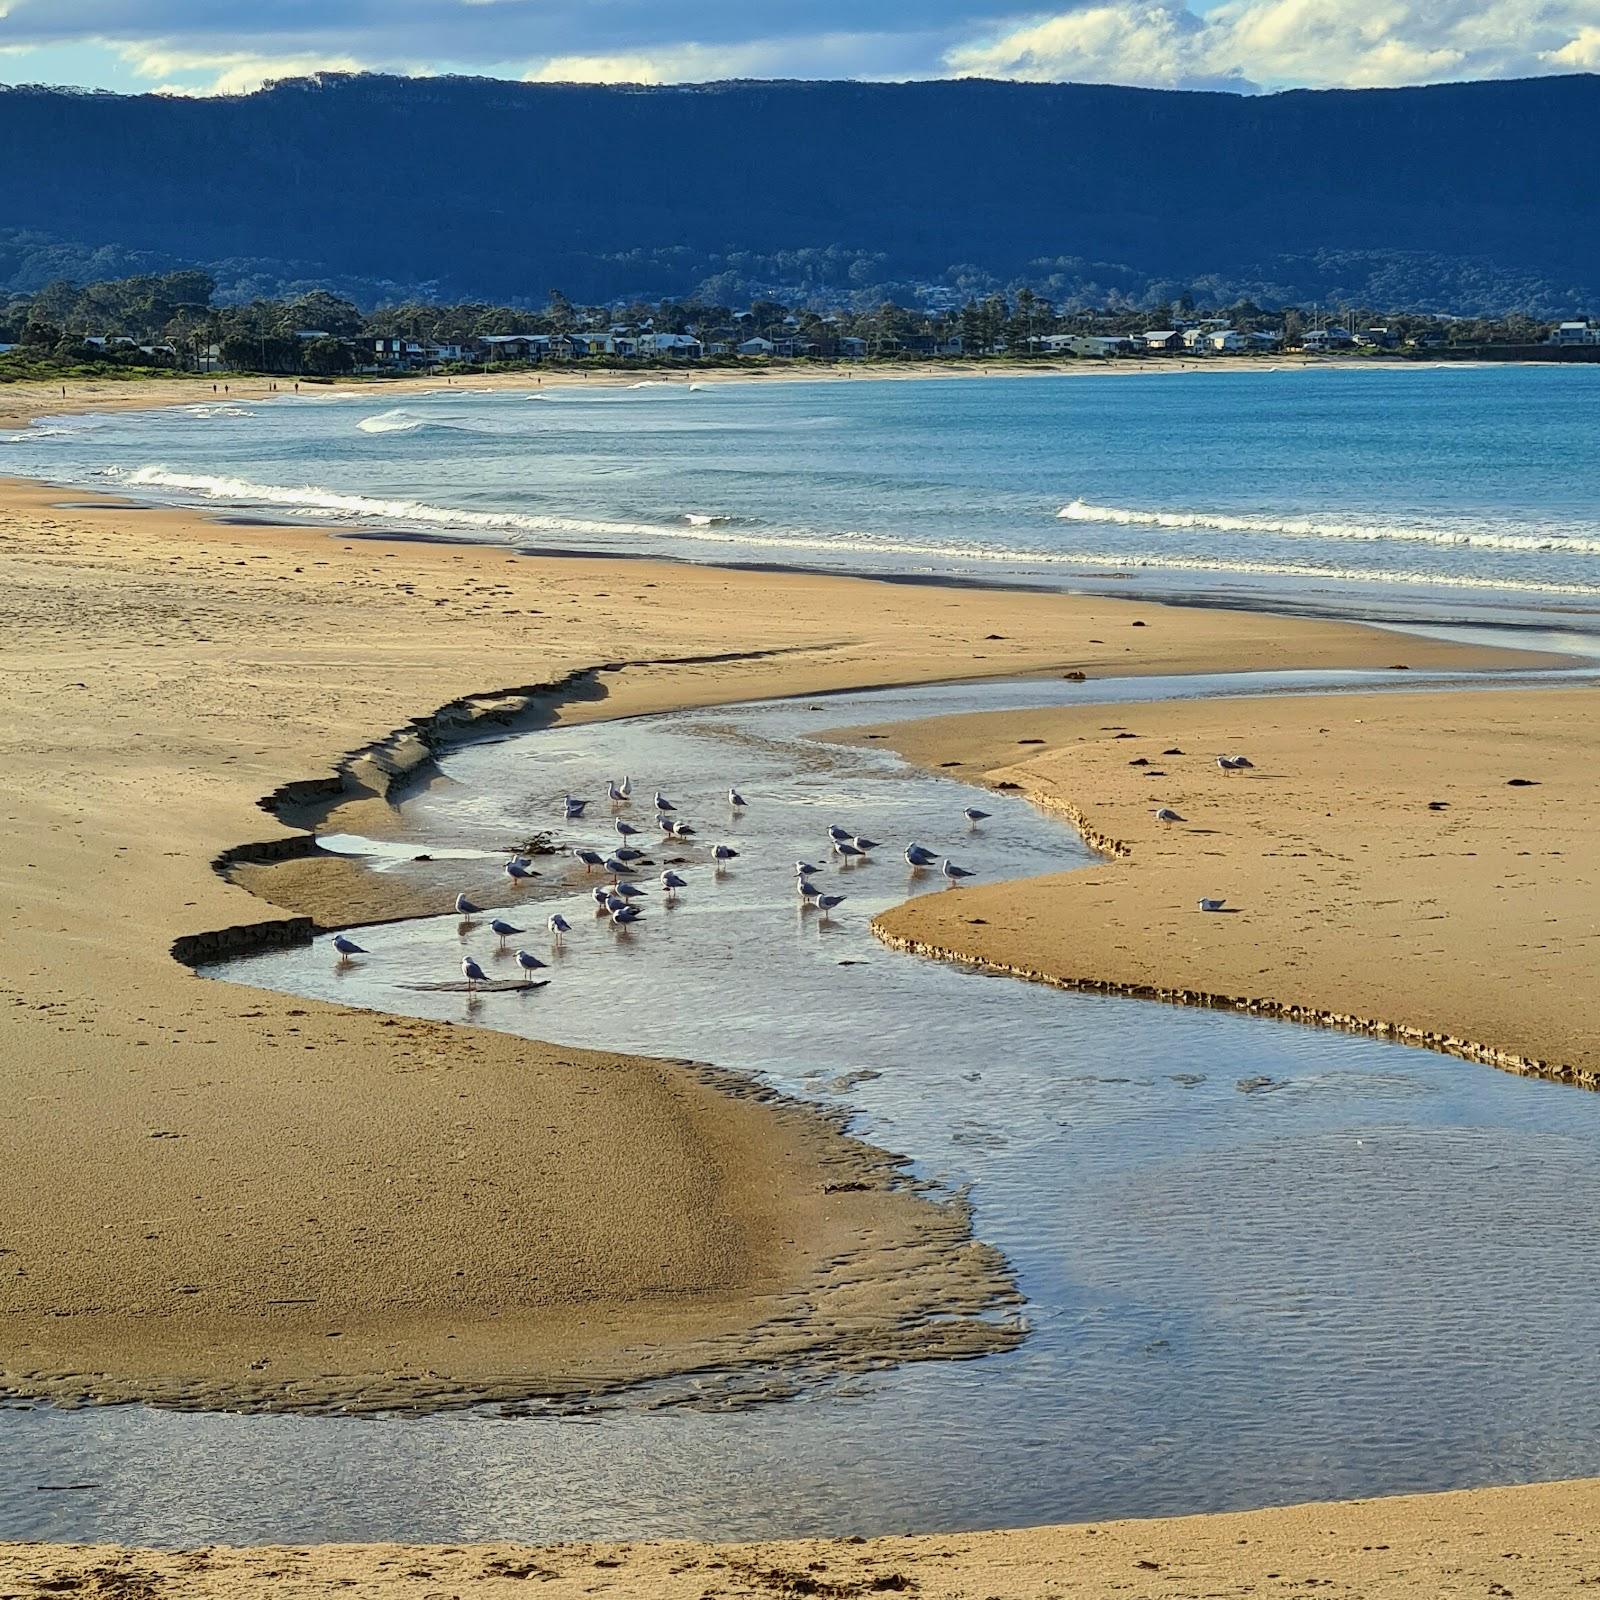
{"left": 946, "top": 0, "right": 1600, "bottom": 90}
{"left": 526, "top": 31, "right": 921, "bottom": 82}
{"left": 118, "top": 43, "right": 369, "bottom": 93}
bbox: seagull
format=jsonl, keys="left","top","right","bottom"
{"left": 795, "top": 860, "right": 823, "bottom": 877}
{"left": 712, "top": 843, "right": 739, "bottom": 863}
{"left": 1198, "top": 897, "right": 1227, "bottom": 912}
{"left": 1216, "top": 754, "right": 1254, "bottom": 773}
{"left": 489, "top": 917, "right": 523, "bottom": 948}
{"left": 619, "top": 775, "right": 633, "bottom": 798}
{"left": 614, "top": 846, "right": 646, "bottom": 861}
{"left": 613, "top": 880, "right": 645, "bottom": 899}
{"left": 563, "top": 794, "right": 587, "bottom": 819}
{"left": 729, "top": 788, "right": 747, "bottom": 807}
{"left": 670, "top": 820, "right": 695, "bottom": 838}
{"left": 574, "top": 848, "right": 606, "bottom": 872}
{"left": 827, "top": 824, "right": 852, "bottom": 843}
{"left": 851, "top": 835, "right": 880, "bottom": 852}
{"left": 592, "top": 885, "right": 612, "bottom": 907}
{"left": 797, "top": 876, "right": 821, "bottom": 902}
{"left": 461, "top": 956, "right": 488, "bottom": 991}
{"left": 611, "top": 904, "right": 643, "bottom": 926}
{"left": 814, "top": 893, "right": 846, "bottom": 920}
{"left": 547, "top": 913, "right": 571, "bottom": 943}
{"left": 1154, "top": 807, "right": 1186, "bottom": 825}
{"left": 654, "top": 791, "right": 675, "bottom": 812}
{"left": 963, "top": 807, "right": 991, "bottom": 824}
{"left": 505, "top": 858, "right": 536, "bottom": 885}
{"left": 656, "top": 814, "right": 676, "bottom": 833}
{"left": 660, "top": 869, "right": 687, "bottom": 899}
{"left": 905, "top": 843, "right": 939, "bottom": 868}
{"left": 602, "top": 855, "right": 631, "bottom": 876}
{"left": 604, "top": 892, "right": 629, "bottom": 913}
{"left": 607, "top": 779, "right": 627, "bottom": 805}
{"left": 940, "top": 859, "right": 976, "bottom": 886}
{"left": 615, "top": 818, "right": 640, "bottom": 842}
{"left": 833, "top": 841, "right": 866, "bottom": 860}
{"left": 454, "top": 893, "right": 481, "bottom": 919}
{"left": 515, "top": 949, "right": 549, "bottom": 976}
{"left": 332, "top": 933, "right": 365, "bottom": 963}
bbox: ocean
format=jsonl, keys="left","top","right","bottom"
{"left": 8, "top": 364, "right": 1600, "bottom": 633}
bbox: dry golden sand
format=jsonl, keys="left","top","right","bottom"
{"left": 0, "top": 476, "right": 1529, "bottom": 1415}
{"left": 8, "top": 1478, "right": 1600, "bottom": 1596}
{"left": 866, "top": 683, "right": 1600, "bottom": 1084}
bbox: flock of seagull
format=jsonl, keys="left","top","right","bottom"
{"left": 328, "top": 773, "right": 991, "bottom": 989}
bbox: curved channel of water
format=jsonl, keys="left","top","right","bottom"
{"left": 8, "top": 668, "right": 1600, "bottom": 1547}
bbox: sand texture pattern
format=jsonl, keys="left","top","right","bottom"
{"left": 867, "top": 685, "right": 1600, "bottom": 1084}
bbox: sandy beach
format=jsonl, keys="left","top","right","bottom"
{"left": 863, "top": 682, "right": 1600, "bottom": 1085}
{"left": 0, "top": 351, "right": 1442, "bottom": 433}
{"left": 8, "top": 1476, "right": 1600, "bottom": 1596}
{"left": 0, "top": 452, "right": 1594, "bottom": 1589}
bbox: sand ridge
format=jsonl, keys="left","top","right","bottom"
{"left": 862, "top": 684, "right": 1600, "bottom": 1085}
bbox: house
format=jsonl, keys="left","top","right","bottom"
{"left": 477, "top": 334, "right": 549, "bottom": 362}
{"left": 1246, "top": 330, "right": 1283, "bottom": 352}
{"left": 1299, "top": 326, "right": 1356, "bottom": 352}
{"left": 1141, "top": 330, "right": 1183, "bottom": 353}
{"left": 1551, "top": 320, "right": 1600, "bottom": 346}
{"left": 1354, "top": 327, "right": 1397, "bottom": 349}
{"left": 1181, "top": 327, "right": 1210, "bottom": 351}
{"left": 838, "top": 336, "right": 868, "bottom": 359}
{"left": 636, "top": 333, "right": 702, "bottom": 359}
{"left": 738, "top": 337, "right": 776, "bottom": 356}
{"left": 1207, "top": 329, "right": 1246, "bottom": 353}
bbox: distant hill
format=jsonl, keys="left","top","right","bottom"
{"left": 1, "top": 72, "right": 1597, "bottom": 313}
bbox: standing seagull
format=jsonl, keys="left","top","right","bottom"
{"left": 670, "top": 820, "right": 695, "bottom": 839}
{"left": 833, "top": 840, "right": 866, "bottom": 861}
{"left": 619, "top": 775, "right": 633, "bottom": 799}
{"left": 563, "top": 794, "right": 587, "bottom": 819}
{"left": 607, "top": 779, "right": 627, "bottom": 805}
{"left": 574, "top": 847, "right": 606, "bottom": 873}
{"left": 602, "top": 855, "right": 631, "bottom": 877}
{"left": 1154, "top": 807, "right": 1186, "bottom": 826}
{"left": 515, "top": 949, "right": 549, "bottom": 977}
{"left": 611, "top": 904, "right": 643, "bottom": 926}
{"left": 940, "top": 859, "right": 976, "bottom": 886}
{"left": 461, "top": 955, "right": 488, "bottom": 991}
{"left": 547, "top": 913, "right": 571, "bottom": 944}
{"left": 795, "top": 859, "right": 823, "bottom": 877}
{"left": 963, "top": 806, "right": 991, "bottom": 825}
{"left": 615, "top": 818, "right": 641, "bottom": 843}
{"left": 814, "top": 893, "right": 846, "bottom": 921}
{"left": 505, "top": 857, "right": 536, "bottom": 886}
{"left": 654, "top": 791, "right": 676, "bottom": 813}
{"left": 851, "top": 835, "right": 880, "bottom": 852}
{"left": 332, "top": 933, "right": 365, "bottom": 964}
{"left": 489, "top": 917, "right": 523, "bottom": 949}
{"left": 827, "top": 824, "right": 852, "bottom": 844}
{"left": 905, "top": 843, "right": 939, "bottom": 868}
{"left": 712, "top": 843, "right": 739, "bottom": 866}
{"left": 454, "top": 893, "right": 481, "bottom": 920}
{"left": 660, "top": 869, "right": 687, "bottom": 900}
{"left": 592, "top": 885, "right": 612, "bottom": 908}
{"left": 729, "top": 787, "right": 747, "bottom": 808}
{"left": 613, "top": 880, "right": 646, "bottom": 899}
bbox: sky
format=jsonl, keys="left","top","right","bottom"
{"left": 2, "top": 0, "right": 1599, "bottom": 97}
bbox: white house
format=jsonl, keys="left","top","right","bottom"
{"left": 1551, "top": 320, "right": 1600, "bottom": 346}
{"left": 636, "top": 333, "right": 703, "bottom": 358}
{"left": 1300, "top": 326, "right": 1356, "bottom": 352}
{"left": 1207, "top": 329, "right": 1246, "bottom": 353}
{"left": 1142, "top": 330, "right": 1183, "bottom": 353}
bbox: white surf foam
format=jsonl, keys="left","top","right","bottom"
{"left": 1058, "top": 498, "right": 1600, "bottom": 556}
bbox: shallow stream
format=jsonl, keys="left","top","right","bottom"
{"left": 8, "top": 669, "right": 1600, "bottom": 1545}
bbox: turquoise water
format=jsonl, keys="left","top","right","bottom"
{"left": 8, "top": 366, "right": 1600, "bottom": 624}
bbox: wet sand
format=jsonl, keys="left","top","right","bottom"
{"left": 8, "top": 1476, "right": 1600, "bottom": 1596}
{"left": 864, "top": 682, "right": 1600, "bottom": 1085}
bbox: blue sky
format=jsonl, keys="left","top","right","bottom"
{"left": 2, "top": 0, "right": 1598, "bottom": 96}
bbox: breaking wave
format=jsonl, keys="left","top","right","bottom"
{"left": 1057, "top": 498, "right": 1600, "bottom": 556}
{"left": 355, "top": 408, "right": 487, "bottom": 436}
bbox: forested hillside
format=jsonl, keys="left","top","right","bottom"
{"left": 1, "top": 72, "right": 1596, "bottom": 312}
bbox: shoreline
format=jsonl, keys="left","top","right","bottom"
{"left": 9, "top": 1476, "right": 1600, "bottom": 1595}
{"left": 0, "top": 474, "right": 1541, "bottom": 1420}
{"left": 0, "top": 349, "right": 1552, "bottom": 433}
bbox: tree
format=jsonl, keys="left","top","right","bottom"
{"left": 303, "top": 335, "right": 355, "bottom": 375}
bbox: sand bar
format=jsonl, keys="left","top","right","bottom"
{"left": 865, "top": 682, "right": 1600, "bottom": 1084}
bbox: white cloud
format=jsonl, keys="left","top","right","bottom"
{"left": 526, "top": 31, "right": 917, "bottom": 83}
{"left": 118, "top": 44, "right": 369, "bottom": 94}
{"left": 945, "top": 0, "right": 1600, "bottom": 90}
